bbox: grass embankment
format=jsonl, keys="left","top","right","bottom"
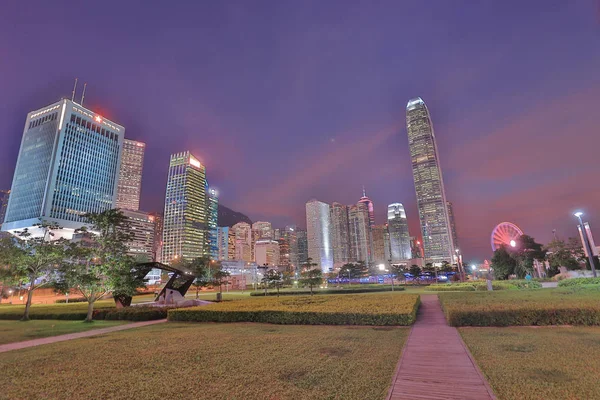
{"left": 461, "top": 326, "right": 600, "bottom": 400}
{"left": 0, "top": 323, "right": 408, "bottom": 400}
{"left": 170, "top": 292, "right": 420, "bottom": 325}
{"left": 440, "top": 287, "right": 600, "bottom": 326}
{"left": 0, "top": 320, "right": 126, "bottom": 345}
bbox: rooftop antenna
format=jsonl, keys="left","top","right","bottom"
{"left": 80, "top": 82, "right": 87, "bottom": 105}
{"left": 362, "top": 185, "right": 366, "bottom": 197}
{"left": 71, "top": 78, "right": 78, "bottom": 101}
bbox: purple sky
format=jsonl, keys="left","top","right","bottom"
{"left": 1, "top": 1, "right": 599, "bottom": 262}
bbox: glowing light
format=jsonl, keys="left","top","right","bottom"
{"left": 378, "top": 264, "right": 386, "bottom": 271}
{"left": 574, "top": 212, "right": 583, "bottom": 218}
{"left": 189, "top": 157, "right": 201, "bottom": 168}
{"left": 510, "top": 240, "right": 516, "bottom": 247}
{"left": 95, "top": 115, "right": 102, "bottom": 123}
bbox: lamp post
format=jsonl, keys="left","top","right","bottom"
{"left": 574, "top": 212, "right": 597, "bottom": 277}
{"left": 455, "top": 249, "right": 465, "bottom": 281}
{"left": 8, "top": 290, "right": 13, "bottom": 304}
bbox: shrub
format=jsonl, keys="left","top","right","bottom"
{"left": 99, "top": 306, "right": 172, "bottom": 321}
{"left": 427, "top": 280, "right": 541, "bottom": 292}
{"left": 425, "top": 284, "right": 475, "bottom": 292}
{"left": 250, "top": 286, "right": 404, "bottom": 296}
{"left": 169, "top": 293, "right": 420, "bottom": 326}
{"left": 55, "top": 298, "right": 88, "bottom": 304}
{"left": 558, "top": 277, "right": 600, "bottom": 287}
{"left": 439, "top": 288, "right": 600, "bottom": 326}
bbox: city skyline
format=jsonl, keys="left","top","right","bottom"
{"left": 1, "top": 2, "right": 599, "bottom": 260}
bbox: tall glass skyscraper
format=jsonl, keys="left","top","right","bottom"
{"left": 305, "top": 199, "right": 333, "bottom": 273}
{"left": 162, "top": 151, "right": 208, "bottom": 263}
{"left": 406, "top": 97, "right": 455, "bottom": 263}
{"left": 116, "top": 139, "right": 145, "bottom": 211}
{"left": 0, "top": 189, "right": 10, "bottom": 228}
{"left": 207, "top": 185, "right": 219, "bottom": 260}
{"left": 330, "top": 202, "right": 350, "bottom": 268}
{"left": 2, "top": 99, "right": 123, "bottom": 239}
{"left": 348, "top": 202, "right": 372, "bottom": 264}
{"left": 387, "top": 203, "right": 411, "bottom": 262}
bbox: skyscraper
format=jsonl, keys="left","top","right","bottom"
{"left": 116, "top": 139, "right": 145, "bottom": 211}
{"left": 232, "top": 222, "right": 252, "bottom": 262}
{"left": 371, "top": 224, "right": 387, "bottom": 265}
{"left": 254, "top": 239, "right": 280, "bottom": 266}
{"left": 348, "top": 202, "right": 371, "bottom": 264}
{"left": 446, "top": 201, "right": 459, "bottom": 251}
{"left": 387, "top": 203, "right": 411, "bottom": 262}
{"left": 296, "top": 228, "right": 309, "bottom": 267}
{"left": 122, "top": 209, "right": 155, "bottom": 262}
{"left": 2, "top": 99, "right": 123, "bottom": 239}
{"left": 406, "top": 97, "right": 455, "bottom": 263}
{"left": 149, "top": 212, "right": 163, "bottom": 262}
{"left": 0, "top": 190, "right": 10, "bottom": 228}
{"left": 162, "top": 151, "right": 208, "bottom": 263}
{"left": 358, "top": 187, "right": 375, "bottom": 228}
{"left": 284, "top": 225, "right": 299, "bottom": 270}
{"left": 217, "top": 226, "right": 236, "bottom": 261}
{"left": 207, "top": 186, "right": 219, "bottom": 260}
{"left": 330, "top": 202, "right": 351, "bottom": 268}
{"left": 251, "top": 221, "right": 272, "bottom": 261}
{"left": 305, "top": 199, "right": 333, "bottom": 273}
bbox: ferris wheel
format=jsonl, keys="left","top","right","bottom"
{"left": 491, "top": 222, "right": 524, "bottom": 251}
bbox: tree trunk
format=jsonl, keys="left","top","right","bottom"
{"left": 310, "top": 285, "right": 313, "bottom": 295}
{"left": 85, "top": 300, "right": 95, "bottom": 322}
{"left": 277, "top": 285, "right": 280, "bottom": 297}
{"left": 196, "top": 285, "right": 199, "bottom": 299}
{"left": 22, "top": 282, "right": 35, "bottom": 321}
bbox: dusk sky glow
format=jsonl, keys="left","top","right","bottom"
{"left": 1, "top": 1, "right": 599, "bottom": 261}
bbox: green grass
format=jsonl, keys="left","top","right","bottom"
{"left": 460, "top": 326, "right": 600, "bottom": 400}
{"left": 0, "top": 322, "right": 409, "bottom": 400}
{"left": 0, "top": 320, "right": 127, "bottom": 345}
{"left": 439, "top": 287, "right": 600, "bottom": 326}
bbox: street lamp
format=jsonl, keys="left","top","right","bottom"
{"left": 8, "top": 290, "right": 13, "bottom": 304}
{"left": 574, "top": 212, "right": 597, "bottom": 277}
{"left": 510, "top": 240, "right": 516, "bottom": 248}
{"left": 455, "top": 248, "right": 465, "bottom": 281}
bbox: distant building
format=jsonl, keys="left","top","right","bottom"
{"left": 296, "top": 228, "right": 309, "bottom": 267}
{"left": 149, "top": 212, "right": 163, "bottom": 262}
{"left": 162, "top": 151, "right": 208, "bottom": 263}
{"left": 0, "top": 190, "right": 9, "bottom": 228}
{"left": 330, "top": 202, "right": 351, "bottom": 268}
{"left": 217, "top": 226, "right": 236, "bottom": 261}
{"left": 251, "top": 221, "right": 272, "bottom": 260}
{"left": 122, "top": 209, "right": 155, "bottom": 262}
{"left": 406, "top": 97, "right": 455, "bottom": 263}
{"left": 305, "top": 199, "right": 333, "bottom": 273}
{"left": 371, "top": 224, "right": 387, "bottom": 265}
{"left": 410, "top": 236, "right": 424, "bottom": 259}
{"left": 232, "top": 222, "right": 252, "bottom": 262}
{"left": 116, "top": 139, "right": 145, "bottom": 211}
{"left": 358, "top": 187, "right": 375, "bottom": 228}
{"left": 348, "top": 202, "right": 371, "bottom": 265}
{"left": 278, "top": 238, "right": 291, "bottom": 271}
{"left": 446, "top": 201, "right": 459, "bottom": 252}
{"left": 273, "top": 228, "right": 282, "bottom": 240}
{"left": 387, "top": 203, "right": 411, "bottom": 262}
{"left": 283, "top": 225, "right": 298, "bottom": 270}
{"left": 207, "top": 186, "right": 219, "bottom": 260}
{"left": 255, "top": 239, "right": 280, "bottom": 267}
{"left": 2, "top": 99, "right": 123, "bottom": 239}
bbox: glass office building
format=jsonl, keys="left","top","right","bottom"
{"left": 116, "top": 139, "right": 145, "bottom": 211}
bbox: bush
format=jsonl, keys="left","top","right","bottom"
{"left": 169, "top": 293, "right": 420, "bottom": 326}
{"left": 427, "top": 280, "right": 541, "bottom": 292}
{"left": 558, "top": 277, "right": 600, "bottom": 287}
{"left": 439, "top": 288, "right": 600, "bottom": 326}
{"left": 425, "top": 284, "right": 475, "bottom": 292}
{"left": 55, "top": 298, "right": 88, "bottom": 304}
{"left": 250, "top": 286, "right": 404, "bottom": 296}
{"left": 99, "top": 306, "right": 172, "bottom": 321}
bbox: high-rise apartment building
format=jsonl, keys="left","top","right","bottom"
{"left": 446, "top": 201, "right": 459, "bottom": 251}
{"left": 0, "top": 190, "right": 10, "bottom": 228}
{"left": 122, "top": 209, "right": 155, "bottom": 262}
{"left": 371, "top": 224, "right": 387, "bottom": 265}
{"left": 217, "top": 226, "right": 236, "bottom": 261}
{"left": 387, "top": 203, "right": 411, "bottom": 262}
{"left": 207, "top": 186, "right": 219, "bottom": 260}
{"left": 2, "top": 99, "right": 123, "bottom": 239}
{"left": 348, "top": 202, "right": 372, "bottom": 264}
{"left": 116, "top": 139, "right": 145, "bottom": 211}
{"left": 406, "top": 97, "right": 455, "bottom": 263}
{"left": 162, "top": 151, "right": 208, "bottom": 263}
{"left": 330, "top": 202, "right": 351, "bottom": 268}
{"left": 251, "top": 221, "right": 272, "bottom": 261}
{"left": 232, "top": 222, "right": 252, "bottom": 262}
{"left": 305, "top": 199, "right": 333, "bottom": 273}
{"left": 254, "top": 239, "right": 280, "bottom": 267}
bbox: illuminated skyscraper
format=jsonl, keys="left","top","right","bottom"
{"left": 330, "top": 202, "right": 350, "bottom": 268}
{"left": 348, "top": 202, "right": 371, "bottom": 264}
{"left": 232, "top": 222, "right": 252, "bottom": 262}
{"left": 406, "top": 97, "right": 455, "bottom": 263}
{"left": 207, "top": 186, "right": 219, "bottom": 260}
{"left": 2, "top": 99, "right": 123, "bottom": 239}
{"left": 251, "top": 221, "right": 272, "bottom": 261}
{"left": 149, "top": 212, "right": 163, "bottom": 262}
{"left": 217, "top": 226, "right": 236, "bottom": 260}
{"left": 162, "top": 151, "right": 208, "bottom": 263}
{"left": 116, "top": 139, "right": 145, "bottom": 211}
{"left": 371, "top": 224, "right": 387, "bottom": 265}
{"left": 296, "top": 228, "right": 309, "bottom": 266}
{"left": 0, "top": 190, "right": 10, "bottom": 228}
{"left": 358, "top": 187, "right": 375, "bottom": 228}
{"left": 305, "top": 199, "right": 333, "bottom": 273}
{"left": 446, "top": 201, "right": 459, "bottom": 251}
{"left": 122, "top": 209, "right": 155, "bottom": 262}
{"left": 387, "top": 203, "right": 411, "bottom": 262}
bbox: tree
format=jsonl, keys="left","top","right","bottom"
{"left": 61, "top": 210, "right": 137, "bottom": 322}
{"left": 301, "top": 257, "right": 318, "bottom": 272}
{"left": 490, "top": 245, "right": 517, "bottom": 280}
{"left": 513, "top": 235, "right": 546, "bottom": 278}
{"left": 299, "top": 268, "right": 322, "bottom": 295}
{"left": 409, "top": 264, "right": 421, "bottom": 284}
{"left": 5, "top": 221, "right": 66, "bottom": 321}
{"left": 440, "top": 261, "right": 453, "bottom": 273}
{"left": 212, "top": 267, "right": 231, "bottom": 295}
{"left": 545, "top": 238, "right": 581, "bottom": 277}
{"left": 391, "top": 264, "right": 406, "bottom": 282}
{"left": 339, "top": 262, "right": 369, "bottom": 281}
{"left": 173, "top": 257, "right": 210, "bottom": 299}
{"left": 263, "top": 269, "right": 283, "bottom": 296}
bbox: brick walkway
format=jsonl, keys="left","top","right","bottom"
{"left": 0, "top": 319, "right": 166, "bottom": 354}
{"left": 387, "top": 295, "right": 496, "bottom": 400}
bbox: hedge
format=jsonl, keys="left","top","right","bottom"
{"left": 55, "top": 298, "right": 88, "bottom": 304}
{"left": 557, "top": 277, "right": 600, "bottom": 287}
{"left": 426, "top": 280, "right": 541, "bottom": 292}
{"left": 439, "top": 288, "right": 600, "bottom": 326}
{"left": 250, "top": 286, "right": 404, "bottom": 296}
{"left": 169, "top": 293, "right": 420, "bottom": 326}
{"left": 97, "top": 306, "right": 172, "bottom": 321}
{"left": 0, "top": 302, "right": 166, "bottom": 321}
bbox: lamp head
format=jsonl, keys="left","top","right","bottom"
{"left": 574, "top": 212, "right": 583, "bottom": 218}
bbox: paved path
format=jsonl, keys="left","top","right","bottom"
{"left": 0, "top": 319, "right": 166, "bottom": 354}
{"left": 387, "top": 295, "right": 496, "bottom": 400}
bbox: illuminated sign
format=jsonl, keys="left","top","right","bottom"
{"left": 189, "top": 157, "right": 201, "bottom": 168}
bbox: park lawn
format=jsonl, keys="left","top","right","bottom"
{"left": 0, "top": 320, "right": 127, "bottom": 345}
{"left": 0, "top": 322, "right": 408, "bottom": 400}
{"left": 0, "top": 300, "right": 116, "bottom": 320}
{"left": 460, "top": 326, "right": 600, "bottom": 400}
